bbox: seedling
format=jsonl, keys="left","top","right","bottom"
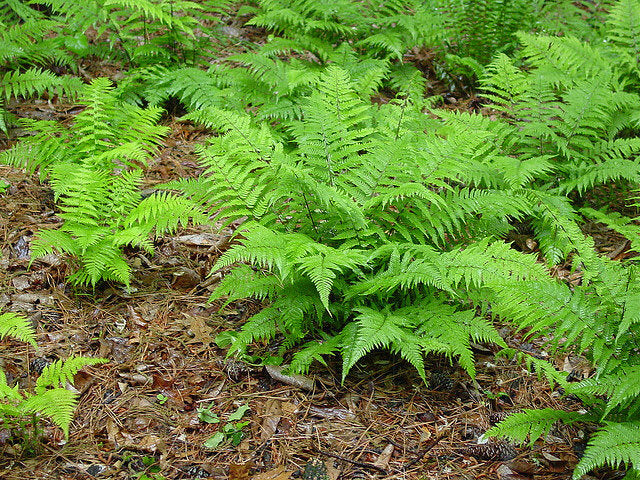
{"left": 202, "top": 404, "right": 250, "bottom": 449}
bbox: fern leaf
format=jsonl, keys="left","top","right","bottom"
{"left": 0, "top": 312, "right": 37, "bottom": 347}
{"left": 574, "top": 421, "right": 640, "bottom": 479}
{"left": 487, "top": 408, "right": 583, "bottom": 447}
{"left": 21, "top": 388, "right": 77, "bottom": 439}
{"left": 36, "top": 356, "right": 107, "bottom": 394}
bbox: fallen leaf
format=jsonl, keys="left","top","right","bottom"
{"left": 11, "top": 276, "right": 30, "bottom": 290}
{"left": 177, "top": 233, "right": 229, "bottom": 249}
{"left": 260, "top": 399, "right": 283, "bottom": 442}
{"left": 229, "top": 462, "right": 252, "bottom": 480}
{"left": 251, "top": 465, "right": 292, "bottom": 480}
{"left": 265, "top": 365, "right": 314, "bottom": 391}
{"left": 185, "top": 315, "right": 214, "bottom": 345}
{"left": 373, "top": 443, "right": 394, "bottom": 469}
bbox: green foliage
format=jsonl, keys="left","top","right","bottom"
{"left": 0, "top": 312, "right": 37, "bottom": 348}
{"left": 1, "top": 78, "right": 206, "bottom": 287}
{"left": 0, "top": 2, "right": 81, "bottom": 132}
{"left": 142, "top": 0, "right": 441, "bottom": 122}
{"left": 439, "top": 0, "right": 535, "bottom": 65}
{"left": 37, "top": 0, "right": 233, "bottom": 66}
{"left": 480, "top": 14, "right": 640, "bottom": 468}
{"left": 0, "top": 312, "right": 107, "bottom": 439}
{"left": 177, "top": 65, "right": 573, "bottom": 381}
{"left": 486, "top": 409, "right": 585, "bottom": 447}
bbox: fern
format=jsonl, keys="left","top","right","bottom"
{"left": 2, "top": 79, "right": 205, "bottom": 287}
{"left": 486, "top": 408, "right": 585, "bottom": 447}
{"left": 178, "top": 66, "right": 553, "bottom": 380}
{"left": 439, "top": 0, "right": 535, "bottom": 65}
{"left": 0, "top": 312, "right": 37, "bottom": 347}
{"left": 0, "top": 311, "right": 107, "bottom": 439}
{"left": 574, "top": 422, "right": 640, "bottom": 479}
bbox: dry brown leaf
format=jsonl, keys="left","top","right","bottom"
{"left": 177, "top": 233, "right": 229, "bottom": 248}
{"left": 373, "top": 443, "right": 394, "bottom": 469}
{"left": 186, "top": 315, "right": 214, "bottom": 345}
{"left": 137, "top": 434, "right": 168, "bottom": 456}
{"left": 260, "top": 399, "right": 283, "bottom": 442}
{"left": 265, "top": 365, "right": 314, "bottom": 391}
{"left": 229, "top": 462, "right": 252, "bottom": 480}
{"left": 251, "top": 466, "right": 292, "bottom": 480}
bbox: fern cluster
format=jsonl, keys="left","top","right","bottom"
{"left": 0, "top": 311, "right": 107, "bottom": 439}
{"left": 169, "top": 65, "right": 580, "bottom": 381}
{"left": 1, "top": 78, "right": 206, "bottom": 287}
{"left": 415, "top": 4, "right": 640, "bottom": 476}
{"left": 34, "top": 0, "right": 233, "bottom": 67}
{"left": 439, "top": 0, "right": 534, "bottom": 68}
{"left": 0, "top": 1, "right": 83, "bottom": 132}
{"left": 139, "top": 0, "right": 443, "bottom": 122}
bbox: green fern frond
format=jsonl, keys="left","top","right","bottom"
{"left": 340, "top": 307, "right": 426, "bottom": 382}
{"left": 571, "top": 367, "right": 640, "bottom": 419}
{"left": 289, "top": 334, "right": 342, "bottom": 374}
{"left": 487, "top": 408, "right": 584, "bottom": 446}
{"left": 0, "top": 370, "right": 22, "bottom": 403}
{"left": 20, "top": 388, "right": 78, "bottom": 439}
{"left": 36, "top": 356, "right": 107, "bottom": 394}
{"left": 574, "top": 421, "right": 640, "bottom": 479}
{"left": 0, "top": 312, "right": 37, "bottom": 347}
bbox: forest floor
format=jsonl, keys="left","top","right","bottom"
{"left": 0, "top": 17, "right": 634, "bottom": 480}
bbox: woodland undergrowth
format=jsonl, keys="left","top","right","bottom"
{"left": 1, "top": 0, "right": 640, "bottom": 478}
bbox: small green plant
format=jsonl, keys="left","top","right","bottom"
{"left": 0, "top": 311, "right": 107, "bottom": 446}
{"left": 136, "top": 456, "right": 165, "bottom": 480}
{"left": 200, "top": 404, "right": 250, "bottom": 449}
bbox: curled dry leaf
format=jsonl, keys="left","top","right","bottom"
{"left": 372, "top": 443, "right": 394, "bottom": 469}
{"left": 260, "top": 399, "right": 283, "bottom": 442}
{"left": 265, "top": 365, "right": 314, "bottom": 391}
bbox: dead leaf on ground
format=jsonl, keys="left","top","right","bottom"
{"left": 265, "top": 365, "right": 314, "bottom": 391}
{"left": 260, "top": 398, "right": 283, "bottom": 442}
{"left": 251, "top": 465, "right": 292, "bottom": 480}
{"left": 372, "top": 443, "right": 394, "bottom": 469}
{"left": 229, "top": 462, "right": 252, "bottom": 480}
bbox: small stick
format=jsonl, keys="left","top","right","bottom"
{"left": 317, "top": 449, "right": 388, "bottom": 474}
{"left": 404, "top": 434, "right": 445, "bottom": 469}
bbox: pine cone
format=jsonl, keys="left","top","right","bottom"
{"left": 429, "top": 371, "right": 455, "bottom": 390}
{"left": 465, "top": 442, "right": 517, "bottom": 461}
{"left": 303, "top": 458, "right": 329, "bottom": 480}
{"left": 488, "top": 411, "right": 514, "bottom": 425}
{"left": 30, "top": 357, "right": 50, "bottom": 375}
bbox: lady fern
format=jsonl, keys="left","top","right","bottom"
{"left": 177, "top": 65, "right": 563, "bottom": 380}
{"left": 480, "top": 14, "right": 640, "bottom": 468}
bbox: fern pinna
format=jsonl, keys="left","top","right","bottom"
{"left": 1, "top": 78, "right": 206, "bottom": 287}
{"left": 0, "top": 312, "right": 107, "bottom": 439}
{"left": 172, "top": 65, "right": 568, "bottom": 382}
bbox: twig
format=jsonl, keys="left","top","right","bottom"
{"left": 317, "top": 449, "right": 388, "bottom": 474}
{"left": 404, "top": 433, "right": 445, "bottom": 469}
